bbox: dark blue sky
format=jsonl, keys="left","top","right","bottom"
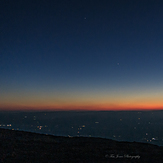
{"left": 1, "top": 0, "right": 163, "bottom": 110}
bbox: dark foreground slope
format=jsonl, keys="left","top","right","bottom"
{"left": 0, "top": 128, "right": 163, "bottom": 163}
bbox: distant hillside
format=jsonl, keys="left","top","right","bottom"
{"left": 0, "top": 128, "right": 163, "bottom": 163}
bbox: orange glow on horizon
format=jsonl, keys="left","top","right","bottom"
{"left": 0, "top": 103, "right": 163, "bottom": 111}
{"left": 1, "top": 86, "right": 163, "bottom": 111}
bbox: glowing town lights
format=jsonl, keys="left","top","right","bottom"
{"left": 37, "top": 126, "right": 43, "bottom": 130}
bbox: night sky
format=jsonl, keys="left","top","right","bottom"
{"left": 1, "top": 0, "right": 163, "bottom": 111}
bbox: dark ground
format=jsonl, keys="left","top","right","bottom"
{"left": 0, "top": 128, "right": 163, "bottom": 163}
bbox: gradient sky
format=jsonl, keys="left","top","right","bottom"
{"left": 1, "top": 0, "right": 163, "bottom": 111}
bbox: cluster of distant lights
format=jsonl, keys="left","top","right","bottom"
{"left": 143, "top": 133, "right": 157, "bottom": 142}
{"left": 112, "top": 133, "right": 158, "bottom": 142}
{"left": 0, "top": 112, "right": 161, "bottom": 143}
{"left": 115, "top": 117, "right": 155, "bottom": 142}
{"left": 0, "top": 123, "right": 48, "bottom": 131}
{"left": 0, "top": 124, "right": 17, "bottom": 131}
{"left": 0, "top": 122, "right": 158, "bottom": 143}
{"left": 0, "top": 124, "right": 12, "bottom": 127}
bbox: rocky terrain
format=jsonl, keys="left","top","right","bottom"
{"left": 0, "top": 128, "right": 163, "bottom": 163}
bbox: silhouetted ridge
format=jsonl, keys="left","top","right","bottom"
{"left": 0, "top": 128, "right": 163, "bottom": 163}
